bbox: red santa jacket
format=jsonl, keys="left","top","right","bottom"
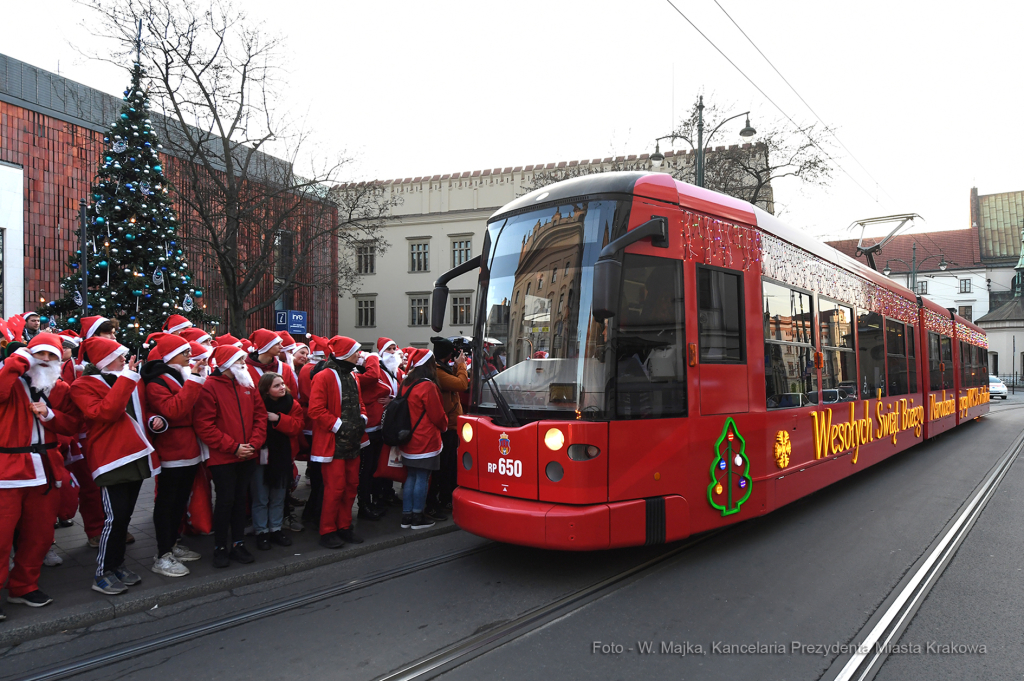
{"left": 59, "top": 358, "right": 88, "bottom": 464}
{"left": 399, "top": 380, "right": 448, "bottom": 459}
{"left": 69, "top": 368, "right": 159, "bottom": 480}
{"left": 260, "top": 397, "right": 305, "bottom": 463}
{"left": 0, "top": 353, "right": 79, "bottom": 487}
{"left": 298, "top": 361, "right": 322, "bottom": 437}
{"left": 245, "top": 356, "right": 299, "bottom": 399}
{"left": 307, "top": 363, "right": 367, "bottom": 464}
{"left": 357, "top": 354, "right": 401, "bottom": 433}
{"left": 142, "top": 362, "right": 207, "bottom": 467}
{"left": 192, "top": 372, "right": 267, "bottom": 467}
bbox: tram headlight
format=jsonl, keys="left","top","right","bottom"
{"left": 544, "top": 428, "right": 565, "bottom": 451}
{"left": 462, "top": 451, "right": 473, "bottom": 470}
{"left": 567, "top": 444, "right": 601, "bottom": 461}
{"left": 462, "top": 423, "right": 474, "bottom": 443}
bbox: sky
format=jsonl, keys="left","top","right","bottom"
{"left": 3, "top": 0, "right": 1023, "bottom": 242}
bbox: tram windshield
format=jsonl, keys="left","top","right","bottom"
{"left": 473, "top": 199, "right": 628, "bottom": 421}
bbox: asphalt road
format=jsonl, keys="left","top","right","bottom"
{"left": 3, "top": 397, "right": 1022, "bottom": 681}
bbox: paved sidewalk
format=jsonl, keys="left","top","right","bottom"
{"left": 1, "top": 467, "right": 456, "bottom": 646}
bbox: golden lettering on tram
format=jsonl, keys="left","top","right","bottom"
{"left": 957, "top": 387, "right": 990, "bottom": 419}
{"left": 929, "top": 391, "right": 957, "bottom": 421}
{"left": 811, "top": 399, "right": 924, "bottom": 465}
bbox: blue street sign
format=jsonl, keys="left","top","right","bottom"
{"left": 275, "top": 310, "right": 307, "bottom": 335}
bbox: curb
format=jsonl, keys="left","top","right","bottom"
{"left": 0, "top": 523, "right": 460, "bottom": 648}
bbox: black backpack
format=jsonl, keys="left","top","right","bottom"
{"left": 381, "top": 380, "right": 428, "bottom": 447}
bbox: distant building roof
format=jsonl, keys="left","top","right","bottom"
{"left": 976, "top": 296, "right": 1024, "bottom": 324}
{"left": 826, "top": 224, "right": 981, "bottom": 274}
{"left": 972, "top": 188, "right": 1024, "bottom": 262}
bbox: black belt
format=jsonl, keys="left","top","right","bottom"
{"left": 0, "top": 442, "right": 58, "bottom": 454}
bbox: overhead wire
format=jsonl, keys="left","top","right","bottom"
{"left": 710, "top": 0, "right": 896, "bottom": 204}
{"left": 662, "top": 0, "right": 881, "bottom": 205}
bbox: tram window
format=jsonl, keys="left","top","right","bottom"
{"left": 857, "top": 310, "right": 885, "bottom": 399}
{"left": 930, "top": 333, "right": 953, "bottom": 391}
{"left": 819, "top": 299, "right": 856, "bottom": 401}
{"left": 940, "top": 335, "right": 954, "bottom": 388}
{"left": 907, "top": 327, "right": 917, "bottom": 393}
{"left": 763, "top": 279, "right": 818, "bottom": 409}
{"left": 886, "top": 320, "right": 908, "bottom": 396}
{"left": 613, "top": 254, "right": 687, "bottom": 419}
{"left": 698, "top": 266, "right": 744, "bottom": 363}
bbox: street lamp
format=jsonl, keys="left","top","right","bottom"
{"left": 882, "top": 243, "right": 947, "bottom": 293}
{"left": 649, "top": 95, "right": 756, "bottom": 188}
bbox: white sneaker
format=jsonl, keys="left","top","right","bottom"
{"left": 43, "top": 545, "right": 63, "bottom": 567}
{"left": 151, "top": 553, "right": 190, "bottom": 578}
{"left": 171, "top": 543, "right": 201, "bottom": 562}
{"left": 243, "top": 524, "right": 255, "bottom": 536}
{"left": 285, "top": 513, "right": 304, "bottom": 533}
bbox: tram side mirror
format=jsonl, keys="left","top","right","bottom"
{"left": 592, "top": 258, "right": 621, "bottom": 320}
{"left": 430, "top": 285, "right": 449, "bottom": 333}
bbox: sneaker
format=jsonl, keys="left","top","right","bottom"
{"left": 400, "top": 513, "right": 414, "bottom": 529}
{"left": 125, "top": 532, "right": 136, "bottom": 545}
{"left": 87, "top": 536, "right": 100, "bottom": 549}
{"left": 213, "top": 547, "right": 230, "bottom": 569}
{"left": 151, "top": 553, "right": 190, "bottom": 578}
{"left": 43, "top": 545, "right": 63, "bottom": 567}
{"left": 357, "top": 504, "right": 385, "bottom": 521}
{"left": 171, "top": 543, "right": 201, "bottom": 562}
{"left": 410, "top": 513, "right": 435, "bottom": 530}
{"left": 256, "top": 534, "right": 271, "bottom": 551}
{"left": 229, "top": 543, "right": 255, "bottom": 564}
{"left": 285, "top": 513, "right": 304, "bottom": 533}
{"left": 114, "top": 565, "right": 142, "bottom": 586}
{"left": 56, "top": 518, "right": 75, "bottom": 528}
{"left": 425, "top": 507, "right": 448, "bottom": 522}
{"left": 0, "top": 605, "right": 5, "bottom": 621}
{"left": 7, "top": 590, "right": 53, "bottom": 608}
{"left": 337, "top": 527, "right": 364, "bottom": 544}
{"left": 319, "top": 532, "right": 344, "bottom": 549}
{"left": 92, "top": 572, "right": 128, "bottom": 595}
{"left": 268, "top": 530, "right": 292, "bottom": 547}
{"left": 243, "top": 524, "right": 255, "bottom": 536}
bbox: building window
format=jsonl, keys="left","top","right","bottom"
{"left": 959, "top": 279, "right": 971, "bottom": 293}
{"left": 452, "top": 239, "right": 472, "bottom": 267}
{"left": 958, "top": 305, "right": 973, "bottom": 322}
{"left": 916, "top": 280, "right": 928, "bottom": 295}
{"left": 356, "top": 298, "right": 376, "bottom": 327}
{"left": 451, "top": 295, "right": 472, "bottom": 325}
{"left": 356, "top": 244, "right": 375, "bottom": 274}
{"left": 410, "top": 296, "right": 430, "bottom": 326}
{"left": 538, "top": 274, "right": 544, "bottom": 291}
{"left": 410, "top": 241, "right": 429, "bottom": 272}
{"left": 557, "top": 293, "right": 564, "bottom": 314}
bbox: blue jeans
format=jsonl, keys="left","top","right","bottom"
{"left": 402, "top": 467, "right": 430, "bottom": 514}
{"left": 251, "top": 465, "right": 287, "bottom": 534}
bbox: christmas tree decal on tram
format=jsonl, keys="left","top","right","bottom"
{"left": 707, "top": 418, "right": 752, "bottom": 516}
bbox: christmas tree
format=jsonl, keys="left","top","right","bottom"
{"left": 47, "top": 61, "right": 215, "bottom": 347}
{"left": 707, "top": 418, "right": 752, "bottom": 516}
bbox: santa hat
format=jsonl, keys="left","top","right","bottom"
{"left": 162, "top": 314, "right": 193, "bottom": 334}
{"left": 80, "top": 336, "right": 127, "bottom": 369}
{"left": 188, "top": 342, "right": 211, "bottom": 362}
{"left": 328, "top": 336, "right": 360, "bottom": 361}
{"left": 376, "top": 337, "right": 397, "bottom": 354}
{"left": 26, "top": 333, "right": 63, "bottom": 359}
{"left": 212, "top": 333, "right": 243, "bottom": 348}
{"left": 277, "top": 330, "right": 298, "bottom": 352}
{"left": 146, "top": 333, "right": 191, "bottom": 363}
{"left": 7, "top": 315, "right": 25, "bottom": 342}
{"left": 406, "top": 348, "right": 434, "bottom": 368}
{"left": 249, "top": 328, "right": 283, "bottom": 355}
{"left": 306, "top": 334, "right": 328, "bottom": 358}
{"left": 211, "top": 344, "right": 246, "bottom": 371}
{"left": 0, "top": 318, "right": 15, "bottom": 343}
{"left": 402, "top": 347, "right": 416, "bottom": 360}
{"left": 181, "top": 327, "right": 213, "bottom": 345}
{"left": 23, "top": 311, "right": 40, "bottom": 321}
{"left": 79, "top": 316, "right": 108, "bottom": 340}
{"left": 59, "top": 330, "right": 82, "bottom": 347}
{"left": 293, "top": 342, "right": 308, "bottom": 353}
{"left": 240, "top": 339, "right": 255, "bottom": 353}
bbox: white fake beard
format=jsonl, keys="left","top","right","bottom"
{"left": 170, "top": 363, "right": 191, "bottom": 379}
{"left": 26, "top": 361, "right": 60, "bottom": 396}
{"left": 227, "top": 363, "right": 254, "bottom": 388}
{"left": 381, "top": 352, "right": 401, "bottom": 374}
{"left": 196, "top": 364, "right": 210, "bottom": 378}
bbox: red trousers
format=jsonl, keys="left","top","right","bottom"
{"left": 68, "top": 458, "right": 104, "bottom": 539}
{"left": 320, "top": 458, "right": 359, "bottom": 535}
{"left": 0, "top": 485, "right": 59, "bottom": 597}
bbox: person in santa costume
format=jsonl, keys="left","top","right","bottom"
{"left": 356, "top": 337, "right": 406, "bottom": 518}
{"left": 276, "top": 331, "right": 299, "bottom": 376}
{"left": 307, "top": 336, "right": 367, "bottom": 549}
{"left": 192, "top": 345, "right": 267, "bottom": 568}
{"left": 211, "top": 333, "right": 243, "bottom": 349}
{"left": 297, "top": 335, "right": 329, "bottom": 530}
{"left": 180, "top": 327, "right": 213, "bottom": 348}
{"left": 292, "top": 342, "right": 310, "bottom": 373}
{"left": 140, "top": 333, "right": 206, "bottom": 578}
{"left": 396, "top": 349, "right": 449, "bottom": 530}
{"left": 70, "top": 336, "right": 162, "bottom": 596}
{"left": 0, "top": 334, "right": 80, "bottom": 617}
{"left": 161, "top": 314, "right": 193, "bottom": 335}
{"left": 188, "top": 341, "right": 212, "bottom": 377}
{"left": 245, "top": 329, "right": 299, "bottom": 397}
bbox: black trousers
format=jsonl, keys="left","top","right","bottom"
{"left": 358, "top": 431, "right": 382, "bottom": 503}
{"left": 427, "top": 429, "right": 459, "bottom": 509}
{"left": 97, "top": 479, "right": 143, "bottom": 578}
{"left": 153, "top": 464, "right": 198, "bottom": 557}
{"left": 301, "top": 461, "right": 323, "bottom": 526}
{"left": 209, "top": 459, "right": 256, "bottom": 548}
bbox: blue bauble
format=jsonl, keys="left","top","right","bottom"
{"left": 194, "top": 290, "right": 203, "bottom": 298}
{"left": 95, "top": 217, "right": 105, "bottom": 224}
{"left": 153, "top": 165, "right": 162, "bottom": 172}
{"left": 68, "top": 317, "right": 77, "bottom": 325}
{"left": 125, "top": 234, "right": 135, "bottom": 241}
{"left": 132, "top": 290, "right": 143, "bottom": 296}
{"left": 98, "top": 260, "right": 108, "bottom": 267}
{"left": 120, "top": 113, "right": 128, "bottom": 119}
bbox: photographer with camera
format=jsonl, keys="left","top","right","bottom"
{"left": 426, "top": 337, "right": 469, "bottom": 519}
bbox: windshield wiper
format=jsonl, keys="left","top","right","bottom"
{"left": 484, "top": 373, "right": 520, "bottom": 427}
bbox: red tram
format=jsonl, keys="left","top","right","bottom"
{"left": 429, "top": 172, "right": 989, "bottom": 550}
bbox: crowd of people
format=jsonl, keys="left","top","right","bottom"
{"left": 0, "top": 310, "right": 469, "bottom": 621}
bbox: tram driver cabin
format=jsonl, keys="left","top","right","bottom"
{"left": 428, "top": 172, "right": 989, "bottom": 550}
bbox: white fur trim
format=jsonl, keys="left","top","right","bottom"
{"left": 166, "top": 320, "right": 192, "bottom": 333}
{"left": 331, "top": 418, "right": 342, "bottom": 433}
{"left": 378, "top": 340, "right": 397, "bottom": 353}
{"left": 258, "top": 336, "right": 283, "bottom": 354}
{"left": 219, "top": 349, "right": 246, "bottom": 369}
{"left": 29, "top": 343, "right": 62, "bottom": 358}
{"left": 162, "top": 343, "right": 191, "bottom": 363}
{"left": 83, "top": 317, "right": 107, "bottom": 339}
{"left": 413, "top": 350, "right": 434, "bottom": 367}
{"left": 96, "top": 346, "right": 129, "bottom": 369}
{"left": 185, "top": 374, "right": 206, "bottom": 384}
{"left": 118, "top": 367, "right": 141, "bottom": 381}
